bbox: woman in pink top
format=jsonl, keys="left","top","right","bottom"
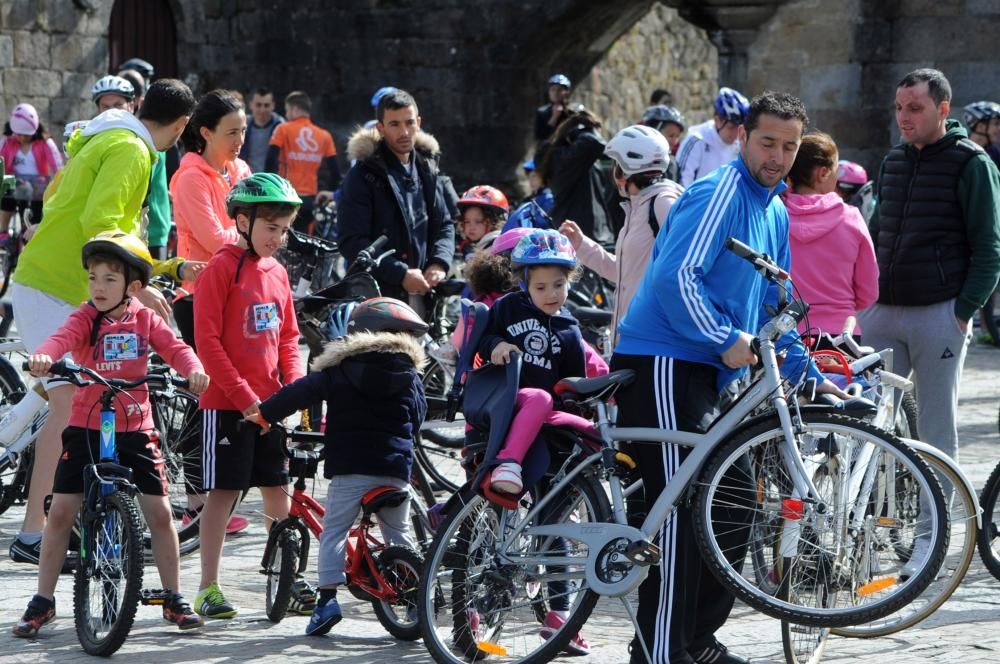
{"left": 170, "top": 90, "right": 252, "bottom": 348}
{"left": 784, "top": 132, "right": 878, "bottom": 339}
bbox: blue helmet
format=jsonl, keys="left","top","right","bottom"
{"left": 511, "top": 229, "right": 576, "bottom": 267}
{"left": 522, "top": 159, "right": 536, "bottom": 173}
{"left": 714, "top": 87, "right": 750, "bottom": 124}
{"left": 548, "top": 74, "right": 571, "bottom": 89}
{"left": 503, "top": 200, "right": 553, "bottom": 233}
{"left": 370, "top": 86, "right": 398, "bottom": 109}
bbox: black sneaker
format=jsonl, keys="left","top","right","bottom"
{"left": 163, "top": 592, "right": 204, "bottom": 630}
{"left": 12, "top": 595, "right": 55, "bottom": 638}
{"left": 9, "top": 537, "right": 42, "bottom": 564}
{"left": 691, "top": 641, "right": 750, "bottom": 664}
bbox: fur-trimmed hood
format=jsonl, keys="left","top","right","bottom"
{"left": 310, "top": 331, "right": 427, "bottom": 398}
{"left": 347, "top": 126, "right": 441, "bottom": 164}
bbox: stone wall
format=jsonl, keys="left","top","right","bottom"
{"left": 573, "top": 2, "right": 719, "bottom": 142}
{"left": 0, "top": 1, "right": 112, "bottom": 139}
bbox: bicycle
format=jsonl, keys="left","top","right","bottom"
{"left": 33, "top": 359, "right": 191, "bottom": 656}
{"left": 0, "top": 173, "right": 49, "bottom": 298}
{"left": 277, "top": 227, "right": 345, "bottom": 297}
{"left": 975, "top": 456, "right": 1000, "bottom": 583}
{"left": 260, "top": 425, "right": 426, "bottom": 640}
{"left": 417, "top": 238, "right": 950, "bottom": 664}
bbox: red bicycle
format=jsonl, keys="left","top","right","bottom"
{"left": 260, "top": 427, "right": 426, "bottom": 640}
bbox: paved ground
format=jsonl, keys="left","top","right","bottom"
{"left": 3, "top": 342, "right": 1000, "bottom": 663}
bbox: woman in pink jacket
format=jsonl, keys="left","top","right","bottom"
{"left": 170, "top": 89, "right": 252, "bottom": 348}
{"left": 168, "top": 89, "right": 251, "bottom": 535}
{"left": 784, "top": 132, "right": 878, "bottom": 339}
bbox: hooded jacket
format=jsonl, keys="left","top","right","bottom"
{"left": 338, "top": 127, "right": 455, "bottom": 299}
{"left": 15, "top": 109, "right": 157, "bottom": 306}
{"left": 170, "top": 151, "right": 253, "bottom": 295}
{"left": 576, "top": 179, "right": 684, "bottom": 345}
{"left": 785, "top": 192, "right": 878, "bottom": 335}
{"left": 194, "top": 244, "right": 303, "bottom": 412}
{"left": 259, "top": 332, "right": 427, "bottom": 481}
{"left": 541, "top": 125, "right": 614, "bottom": 245}
{"left": 480, "top": 290, "right": 587, "bottom": 393}
{"left": 675, "top": 119, "right": 741, "bottom": 187}
{"left": 0, "top": 136, "right": 62, "bottom": 179}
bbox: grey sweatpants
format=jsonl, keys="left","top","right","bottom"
{"left": 858, "top": 298, "right": 970, "bottom": 461}
{"left": 317, "top": 474, "right": 414, "bottom": 587}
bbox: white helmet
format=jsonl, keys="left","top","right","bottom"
{"left": 91, "top": 75, "right": 135, "bottom": 103}
{"left": 604, "top": 125, "right": 671, "bottom": 177}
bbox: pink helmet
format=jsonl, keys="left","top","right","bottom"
{"left": 836, "top": 160, "right": 867, "bottom": 186}
{"left": 9, "top": 103, "right": 39, "bottom": 136}
{"left": 490, "top": 227, "right": 534, "bottom": 256}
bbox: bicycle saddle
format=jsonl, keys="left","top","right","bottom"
{"left": 554, "top": 369, "right": 635, "bottom": 400}
{"left": 360, "top": 487, "right": 410, "bottom": 515}
{"left": 434, "top": 278, "right": 467, "bottom": 297}
{"left": 571, "top": 306, "right": 612, "bottom": 327}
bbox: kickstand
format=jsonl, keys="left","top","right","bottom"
{"left": 618, "top": 595, "right": 653, "bottom": 663}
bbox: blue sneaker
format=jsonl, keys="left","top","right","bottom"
{"left": 305, "top": 598, "right": 342, "bottom": 636}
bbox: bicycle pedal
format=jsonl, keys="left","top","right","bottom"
{"left": 140, "top": 589, "right": 169, "bottom": 605}
{"left": 624, "top": 539, "right": 661, "bottom": 566}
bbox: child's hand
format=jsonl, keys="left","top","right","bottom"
{"left": 27, "top": 353, "right": 53, "bottom": 377}
{"left": 242, "top": 401, "right": 261, "bottom": 418}
{"left": 186, "top": 370, "right": 210, "bottom": 394}
{"left": 244, "top": 412, "right": 270, "bottom": 433}
{"left": 491, "top": 342, "right": 519, "bottom": 365}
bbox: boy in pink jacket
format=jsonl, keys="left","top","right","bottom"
{"left": 784, "top": 132, "right": 879, "bottom": 338}
{"left": 13, "top": 231, "right": 210, "bottom": 638}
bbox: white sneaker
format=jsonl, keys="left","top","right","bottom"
{"left": 900, "top": 536, "right": 930, "bottom": 580}
{"left": 490, "top": 462, "right": 523, "bottom": 494}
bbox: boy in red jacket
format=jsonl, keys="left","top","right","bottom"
{"left": 13, "top": 231, "right": 210, "bottom": 637}
{"left": 192, "top": 173, "right": 305, "bottom": 619}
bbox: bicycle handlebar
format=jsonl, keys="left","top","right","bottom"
{"left": 272, "top": 424, "right": 325, "bottom": 460}
{"left": 23, "top": 359, "right": 189, "bottom": 390}
{"left": 725, "top": 237, "right": 789, "bottom": 281}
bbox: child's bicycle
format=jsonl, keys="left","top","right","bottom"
{"left": 32, "top": 359, "right": 191, "bottom": 656}
{"left": 260, "top": 425, "right": 426, "bottom": 640}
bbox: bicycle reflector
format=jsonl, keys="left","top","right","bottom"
{"left": 857, "top": 577, "right": 898, "bottom": 596}
{"left": 780, "top": 498, "right": 804, "bottom": 521}
{"left": 477, "top": 642, "right": 507, "bottom": 656}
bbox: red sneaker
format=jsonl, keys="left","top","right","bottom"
{"left": 12, "top": 595, "right": 55, "bottom": 638}
{"left": 226, "top": 515, "right": 249, "bottom": 535}
{"left": 538, "top": 611, "right": 591, "bottom": 656}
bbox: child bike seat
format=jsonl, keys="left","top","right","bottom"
{"left": 360, "top": 487, "right": 410, "bottom": 515}
{"left": 570, "top": 306, "right": 612, "bottom": 328}
{"left": 554, "top": 369, "right": 635, "bottom": 400}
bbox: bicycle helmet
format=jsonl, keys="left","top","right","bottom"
{"left": 226, "top": 173, "right": 302, "bottom": 256}
{"left": 642, "top": 105, "right": 686, "bottom": 132}
{"left": 490, "top": 227, "right": 534, "bottom": 256}
{"left": 836, "top": 160, "right": 868, "bottom": 187}
{"left": 510, "top": 229, "right": 577, "bottom": 268}
{"left": 370, "top": 86, "right": 398, "bottom": 110}
{"left": 962, "top": 100, "right": 1000, "bottom": 130}
{"left": 522, "top": 159, "right": 536, "bottom": 173}
{"left": 323, "top": 301, "right": 358, "bottom": 339}
{"left": 91, "top": 75, "right": 135, "bottom": 103}
{"left": 714, "top": 87, "right": 750, "bottom": 124}
{"left": 81, "top": 230, "right": 154, "bottom": 286}
{"left": 605, "top": 125, "right": 672, "bottom": 177}
{"left": 119, "top": 57, "right": 154, "bottom": 83}
{"left": 457, "top": 185, "right": 510, "bottom": 217}
{"left": 348, "top": 297, "right": 429, "bottom": 336}
{"left": 9, "top": 104, "right": 39, "bottom": 136}
{"left": 548, "top": 74, "right": 571, "bottom": 89}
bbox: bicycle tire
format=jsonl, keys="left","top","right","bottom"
{"left": 419, "top": 469, "right": 610, "bottom": 664}
{"left": 372, "top": 545, "right": 424, "bottom": 640}
{"left": 0, "top": 356, "right": 29, "bottom": 514}
{"left": 692, "top": 413, "right": 948, "bottom": 628}
{"left": 831, "top": 449, "right": 976, "bottom": 637}
{"left": 148, "top": 388, "right": 203, "bottom": 552}
{"left": 897, "top": 393, "right": 918, "bottom": 440}
{"left": 73, "top": 490, "right": 144, "bottom": 656}
{"left": 265, "top": 528, "right": 300, "bottom": 623}
{"left": 414, "top": 431, "right": 464, "bottom": 495}
{"left": 977, "top": 458, "right": 1000, "bottom": 582}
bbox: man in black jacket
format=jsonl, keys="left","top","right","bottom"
{"left": 338, "top": 89, "right": 455, "bottom": 308}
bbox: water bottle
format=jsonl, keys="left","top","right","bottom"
{"left": 0, "top": 381, "right": 47, "bottom": 447}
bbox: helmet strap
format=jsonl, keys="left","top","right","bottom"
{"left": 239, "top": 207, "right": 260, "bottom": 257}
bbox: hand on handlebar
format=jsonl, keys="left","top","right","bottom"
{"left": 721, "top": 332, "right": 758, "bottom": 369}
{"left": 423, "top": 265, "right": 446, "bottom": 288}
{"left": 403, "top": 269, "right": 431, "bottom": 295}
{"left": 27, "top": 353, "right": 54, "bottom": 378}
{"left": 243, "top": 412, "right": 271, "bottom": 433}
{"left": 186, "top": 370, "right": 210, "bottom": 395}
{"left": 315, "top": 190, "right": 334, "bottom": 206}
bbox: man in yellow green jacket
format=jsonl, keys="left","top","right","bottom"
{"left": 8, "top": 79, "right": 195, "bottom": 567}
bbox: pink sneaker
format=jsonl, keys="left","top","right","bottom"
{"left": 539, "top": 611, "right": 590, "bottom": 656}
{"left": 489, "top": 462, "right": 523, "bottom": 494}
{"left": 225, "top": 515, "right": 249, "bottom": 535}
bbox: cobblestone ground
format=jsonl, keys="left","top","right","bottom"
{"left": 3, "top": 343, "right": 1000, "bottom": 663}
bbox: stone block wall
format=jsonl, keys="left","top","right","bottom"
{"left": 573, "top": 3, "right": 719, "bottom": 144}
{"left": 0, "top": 1, "right": 113, "bottom": 139}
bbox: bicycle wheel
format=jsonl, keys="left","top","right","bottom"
{"left": 977, "top": 459, "right": 1000, "bottom": 582}
{"left": 896, "top": 393, "right": 918, "bottom": 440}
{"left": 73, "top": 490, "right": 144, "bottom": 656}
{"left": 372, "top": 545, "right": 424, "bottom": 640}
{"left": 832, "top": 449, "right": 976, "bottom": 636}
{"left": 692, "top": 412, "right": 948, "bottom": 628}
{"left": 0, "top": 358, "right": 29, "bottom": 514}
{"left": 419, "top": 469, "right": 610, "bottom": 664}
{"left": 414, "top": 431, "right": 466, "bottom": 495}
{"left": 264, "top": 528, "right": 300, "bottom": 623}
{"left": 148, "top": 388, "right": 202, "bottom": 553}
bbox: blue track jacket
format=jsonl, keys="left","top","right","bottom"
{"left": 616, "top": 155, "right": 818, "bottom": 387}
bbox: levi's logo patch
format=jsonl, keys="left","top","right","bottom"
{"left": 253, "top": 303, "right": 280, "bottom": 332}
{"left": 103, "top": 334, "right": 139, "bottom": 361}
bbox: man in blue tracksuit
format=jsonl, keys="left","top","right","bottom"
{"left": 612, "top": 92, "right": 811, "bottom": 664}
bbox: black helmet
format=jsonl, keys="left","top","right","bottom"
{"left": 119, "top": 57, "right": 154, "bottom": 83}
{"left": 642, "top": 105, "right": 686, "bottom": 132}
{"left": 348, "top": 297, "right": 429, "bottom": 336}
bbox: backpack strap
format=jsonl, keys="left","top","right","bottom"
{"left": 647, "top": 192, "right": 666, "bottom": 236}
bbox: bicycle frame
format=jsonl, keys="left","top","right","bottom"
{"left": 345, "top": 516, "right": 404, "bottom": 603}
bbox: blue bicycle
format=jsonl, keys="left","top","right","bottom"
{"left": 32, "top": 359, "right": 189, "bottom": 656}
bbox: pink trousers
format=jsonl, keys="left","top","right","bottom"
{"left": 497, "top": 387, "right": 597, "bottom": 464}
